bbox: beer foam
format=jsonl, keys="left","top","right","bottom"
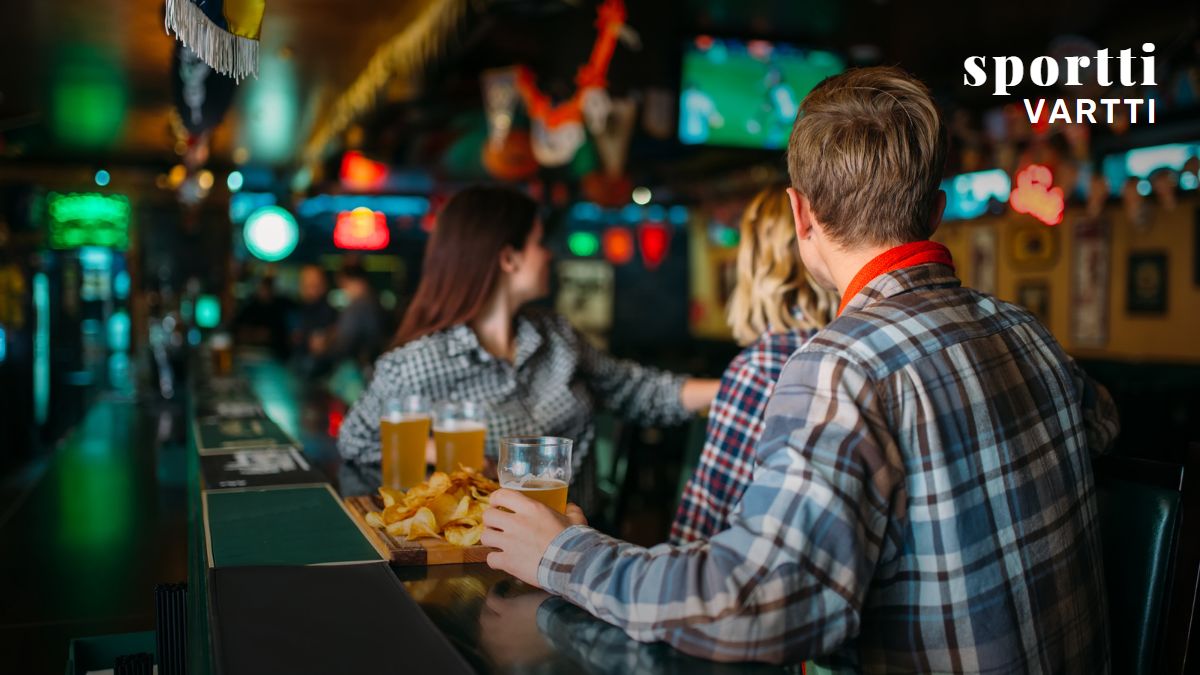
{"left": 383, "top": 412, "right": 431, "bottom": 423}
{"left": 433, "top": 420, "right": 486, "bottom": 432}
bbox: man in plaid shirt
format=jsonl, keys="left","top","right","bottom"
{"left": 484, "top": 66, "right": 1116, "bottom": 672}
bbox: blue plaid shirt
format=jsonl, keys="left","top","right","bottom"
{"left": 671, "top": 328, "right": 816, "bottom": 544}
{"left": 538, "top": 263, "right": 1117, "bottom": 672}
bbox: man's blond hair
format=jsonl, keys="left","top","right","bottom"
{"left": 727, "top": 187, "right": 836, "bottom": 345}
{"left": 787, "top": 66, "right": 947, "bottom": 247}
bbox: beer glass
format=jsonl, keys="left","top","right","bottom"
{"left": 498, "top": 436, "right": 572, "bottom": 513}
{"left": 433, "top": 401, "right": 487, "bottom": 473}
{"left": 380, "top": 395, "right": 432, "bottom": 490}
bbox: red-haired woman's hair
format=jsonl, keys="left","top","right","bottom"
{"left": 390, "top": 185, "right": 538, "bottom": 348}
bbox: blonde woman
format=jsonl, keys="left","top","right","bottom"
{"left": 670, "top": 186, "right": 836, "bottom": 543}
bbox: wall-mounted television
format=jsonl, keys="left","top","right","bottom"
{"left": 679, "top": 37, "right": 844, "bottom": 149}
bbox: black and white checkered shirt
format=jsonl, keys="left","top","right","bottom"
{"left": 336, "top": 309, "right": 690, "bottom": 477}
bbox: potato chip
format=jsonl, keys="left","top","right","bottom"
{"left": 386, "top": 519, "right": 410, "bottom": 538}
{"left": 368, "top": 469, "right": 501, "bottom": 547}
{"left": 379, "top": 487, "right": 404, "bottom": 508}
{"left": 444, "top": 523, "right": 483, "bottom": 547}
{"left": 405, "top": 507, "right": 441, "bottom": 540}
{"left": 428, "top": 492, "right": 461, "bottom": 527}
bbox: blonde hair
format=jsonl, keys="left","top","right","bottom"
{"left": 787, "top": 66, "right": 947, "bottom": 247}
{"left": 726, "top": 187, "right": 837, "bottom": 346}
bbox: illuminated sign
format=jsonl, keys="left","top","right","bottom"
{"left": 567, "top": 232, "right": 600, "bottom": 257}
{"left": 1009, "top": 165, "right": 1064, "bottom": 226}
{"left": 941, "top": 169, "right": 1011, "bottom": 221}
{"left": 244, "top": 206, "right": 299, "bottom": 262}
{"left": 333, "top": 208, "right": 390, "bottom": 250}
{"left": 297, "top": 194, "right": 428, "bottom": 219}
{"left": 46, "top": 192, "right": 130, "bottom": 250}
{"left": 195, "top": 295, "right": 221, "bottom": 329}
{"left": 340, "top": 151, "right": 389, "bottom": 192}
{"left": 602, "top": 227, "right": 635, "bottom": 265}
{"left": 34, "top": 273, "right": 49, "bottom": 425}
{"left": 638, "top": 222, "right": 671, "bottom": 269}
{"left": 1102, "top": 141, "right": 1200, "bottom": 194}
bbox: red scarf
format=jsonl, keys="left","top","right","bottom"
{"left": 837, "top": 241, "right": 954, "bottom": 316}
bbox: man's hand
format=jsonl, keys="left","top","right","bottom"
{"left": 482, "top": 489, "right": 587, "bottom": 587}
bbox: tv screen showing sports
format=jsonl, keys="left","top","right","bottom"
{"left": 679, "top": 37, "right": 844, "bottom": 149}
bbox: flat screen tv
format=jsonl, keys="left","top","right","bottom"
{"left": 679, "top": 37, "right": 844, "bottom": 149}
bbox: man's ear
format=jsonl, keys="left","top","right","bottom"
{"left": 928, "top": 189, "right": 947, "bottom": 238}
{"left": 787, "top": 187, "right": 813, "bottom": 240}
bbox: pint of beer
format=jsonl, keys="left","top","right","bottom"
{"left": 210, "top": 332, "right": 233, "bottom": 376}
{"left": 381, "top": 396, "right": 431, "bottom": 490}
{"left": 498, "top": 436, "right": 573, "bottom": 514}
{"left": 433, "top": 401, "right": 487, "bottom": 473}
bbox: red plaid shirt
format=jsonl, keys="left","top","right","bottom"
{"left": 670, "top": 327, "right": 816, "bottom": 544}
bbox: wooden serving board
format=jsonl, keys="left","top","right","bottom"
{"left": 343, "top": 495, "right": 495, "bottom": 566}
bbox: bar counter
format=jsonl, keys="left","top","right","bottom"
{"left": 186, "top": 354, "right": 792, "bottom": 675}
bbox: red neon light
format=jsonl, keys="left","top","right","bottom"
{"left": 638, "top": 221, "right": 671, "bottom": 269}
{"left": 333, "top": 208, "right": 390, "bottom": 250}
{"left": 602, "top": 227, "right": 635, "bottom": 265}
{"left": 1009, "top": 164, "right": 1064, "bottom": 226}
{"left": 339, "top": 151, "right": 388, "bottom": 192}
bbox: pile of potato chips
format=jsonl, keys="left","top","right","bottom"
{"left": 364, "top": 469, "right": 498, "bottom": 547}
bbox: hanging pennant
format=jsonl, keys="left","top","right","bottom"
{"left": 165, "top": 0, "right": 264, "bottom": 82}
{"left": 171, "top": 44, "right": 238, "bottom": 136}
{"left": 482, "top": 67, "right": 520, "bottom": 149}
{"left": 514, "top": 0, "right": 627, "bottom": 168}
{"left": 638, "top": 221, "right": 671, "bottom": 270}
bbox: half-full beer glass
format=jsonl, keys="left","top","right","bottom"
{"left": 498, "top": 436, "right": 572, "bottom": 513}
{"left": 433, "top": 401, "right": 487, "bottom": 473}
{"left": 380, "top": 395, "right": 432, "bottom": 490}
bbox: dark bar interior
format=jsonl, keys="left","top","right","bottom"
{"left": 2, "top": 1, "right": 1199, "bottom": 673}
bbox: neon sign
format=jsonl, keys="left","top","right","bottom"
{"left": 333, "top": 208, "right": 390, "bottom": 250}
{"left": 1009, "top": 164, "right": 1064, "bottom": 226}
{"left": 46, "top": 192, "right": 130, "bottom": 250}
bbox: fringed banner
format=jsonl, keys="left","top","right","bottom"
{"left": 165, "top": 0, "right": 264, "bottom": 82}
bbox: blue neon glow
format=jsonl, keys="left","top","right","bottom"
{"left": 107, "top": 310, "right": 130, "bottom": 351}
{"left": 0, "top": 327, "right": 6, "bottom": 363}
{"left": 195, "top": 295, "right": 220, "bottom": 329}
{"left": 297, "top": 194, "right": 429, "bottom": 219}
{"left": 569, "top": 202, "right": 603, "bottom": 222}
{"left": 646, "top": 205, "right": 666, "bottom": 222}
{"left": 226, "top": 171, "right": 244, "bottom": 192}
{"left": 94, "top": 169, "right": 110, "bottom": 187}
{"left": 620, "top": 204, "right": 643, "bottom": 224}
{"left": 1182, "top": 172, "right": 1199, "bottom": 191}
{"left": 1102, "top": 141, "right": 1200, "bottom": 195}
{"left": 940, "top": 169, "right": 1011, "bottom": 221}
{"left": 188, "top": 328, "right": 201, "bottom": 346}
{"left": 114, "top": 270, "right": 130, "bottom": 299}
{"left": 34, "top": 273, "right": 49, "bottom": 425}
{"left": 229, "top": 192, "right": 277, "bottom": 224}
{"left": 244, "top": 206, "right": 299, "bottom": 262}
{"left": 668, "top": 206, "right": 690, "bottom": 225}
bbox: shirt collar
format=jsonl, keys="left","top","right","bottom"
{"left": 839, "top": 262, "right": 960, "bottom": 315}
{"left": 441, "top": 314, "right": 543, "bottom": 367}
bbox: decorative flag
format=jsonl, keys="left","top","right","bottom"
{"left": 165, "top": 0, "right": 265, "bottom": 82}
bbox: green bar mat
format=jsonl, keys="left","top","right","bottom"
{"left": 203, "top": 485, "right": 381, "bottom": 567}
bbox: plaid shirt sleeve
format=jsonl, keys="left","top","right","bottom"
{"left": 670, "top": 349, "right": 774, "bottom": 544}
{"left": 538, "top": 349, "right": 896, "bottom": 664}
{"left": 1071, "top": 359, "right": 1119, "bottom": 454}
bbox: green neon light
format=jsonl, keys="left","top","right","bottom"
{"left": 195, "top": 295, "right": 221, "bottom": 329}
{"left": 244, "top": 206, "right": 299, "bottom": 262}
{"left": 34, "top": 273, "right": 49, "bottom": 425}
{"left": 46, "top": 192, "right": 130, "bottom": 250}
{"left": 567, "top": 231, "right": 600, "bottom": 257}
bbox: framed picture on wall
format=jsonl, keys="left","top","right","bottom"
{"left": 1127, "top": 252, "right": 1169, "bottom": 315}
{"left": 1194, "top": 207, "right": 1199, "bottom": 287}
{"left": 1070, "top": 218, "right": 1110, "bottom": 348}
{"left": 968, "top": 225, "right": 997, "bottom": 295}
{"left": 1009, "top": 223, "right": 1060, "bottom": 271}
{"left": 1016, "top": 280, "right": 1051, "bottom": 325}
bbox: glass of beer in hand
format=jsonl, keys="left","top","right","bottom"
{"left": 498, "top": 437, "right": 572, "bottom": 513}
{"left": 433, "top": 401, "right": 487, "bottom": 473}
{"left": 380, "top": 395, "right": 432, "bottom": 490}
